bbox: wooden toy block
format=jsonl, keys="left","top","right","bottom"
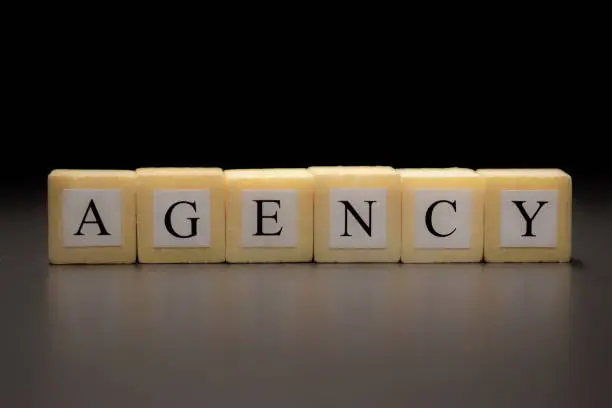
{"left": 225, "top": 169, "right": 314, "bottom": 263}
{"left": 399, "top": 168, "right": 485, "bottom": 263}
{"left": 48, "top": 170, "right": 137, "bottom": 264}
{"left": 476, "top": 169, "right": 572, "bottom": 263}
{"left": 136, "top": 168, "right": 225, "bottom": 263}
{"left": 308, "top": 166, "right": 401, "bottom": 263}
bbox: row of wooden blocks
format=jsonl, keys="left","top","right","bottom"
{"left": 48, "top": 167, "right": 572, "bottom": 264}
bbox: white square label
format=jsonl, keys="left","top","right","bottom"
{"left": 153, "top": 190, "right": 211, "bottom": 248}
{"left": 500, "top": 190, "right": 558, "bottom": 248}
{"left": 62, "top": 189, "right": 122, "bottom": 247}
{"left": 329, "top": 188, "right": 387, "bottom": 249}
{"left": 241, "top": 190, "right": 297, "bottom": 247}
{"left": 413, "top": 189, "right": 472, "bottom": 249}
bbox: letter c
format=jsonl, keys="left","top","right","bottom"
{"left": 425, "top": 200, "right": 457, "bottom": 238}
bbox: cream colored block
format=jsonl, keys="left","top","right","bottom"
{"left": 136, "top": 168, "right": 225, "bottom": 263}
{"left": 48, "top": 169, "right": 137, "bottom": 264}
{"left": 400, "top": 168, "right": 484, "bottom": 263}
{"left": 477, "top": 169, "right": 572, "bottom": 263}
{"left": 309, "top": 166, "right": 401, "bottom": 263}
{"left": 225, "top": 169, "right": 314, "bottom": 263}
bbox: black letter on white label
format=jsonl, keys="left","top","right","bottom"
{"left": 164, "top": 201, "right": 199, "bottom": 238}
{"left": 253, "top": 200, "right": 283, "bottom": 236}
{"left": 512, "top": 200, "right": 548, "bottom": 237}
{"left": 74, "top": 199, "right": 110, "bottom": 236}
{"left": 425, "top": 199, "right": 457, "bottom": 238}
{"left": 340, "top": 200, "right": 376, "bottom": 237}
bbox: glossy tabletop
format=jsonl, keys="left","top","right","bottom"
{"left": 1, "top": 181, "right": 611, "bottom": 408}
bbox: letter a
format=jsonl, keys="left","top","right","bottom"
{"left": 74, "top": 199, "right": 111, "bottom": 236}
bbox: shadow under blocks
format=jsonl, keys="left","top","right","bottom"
{"left": 47, "top": 167, "right": 572, "bottom": 264}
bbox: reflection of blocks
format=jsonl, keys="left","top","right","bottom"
{"left": 48, "top": 170, "right": 137, "bottom": 264}
{"left": 309, "top": 166, "right": 401, "bottom": 263}
{"left": 477, "top": 169, "right": 572, "bottom": 263}
{"left": 136, "top": 168, "right": 225, "bottom": 263}
{"left": 225, "top": 169, "right": 314, "bottom": 263}
{"left": 399, "top": 168, "right": 485, "bottom": 263}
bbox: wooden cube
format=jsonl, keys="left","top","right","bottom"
{"left": 136, "top": 168, "right": 225, "bottom": 263}
{"left": 48, "top": 169, "right": 137, "bottom": 264}
{"left": 309, "top": 166, "right": 401, "bottom": 263}
{"left": 476, "top": 169, "right": 572, "bottom": 263}
{"left": 400, "top": 168, "right": 485, "bottom": 263}
{"left": 225, "top": 169, "right": 314, "bottom": 263}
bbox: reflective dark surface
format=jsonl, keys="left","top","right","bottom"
{"left": 1, "top": 181, "right": 611, "bottom": 408}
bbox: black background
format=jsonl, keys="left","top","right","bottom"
{"left": 9, "top": 107, "right": 606, "bottom": 186}
{"left": 7, "top": 44, "right": 607, "bottom": 187}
